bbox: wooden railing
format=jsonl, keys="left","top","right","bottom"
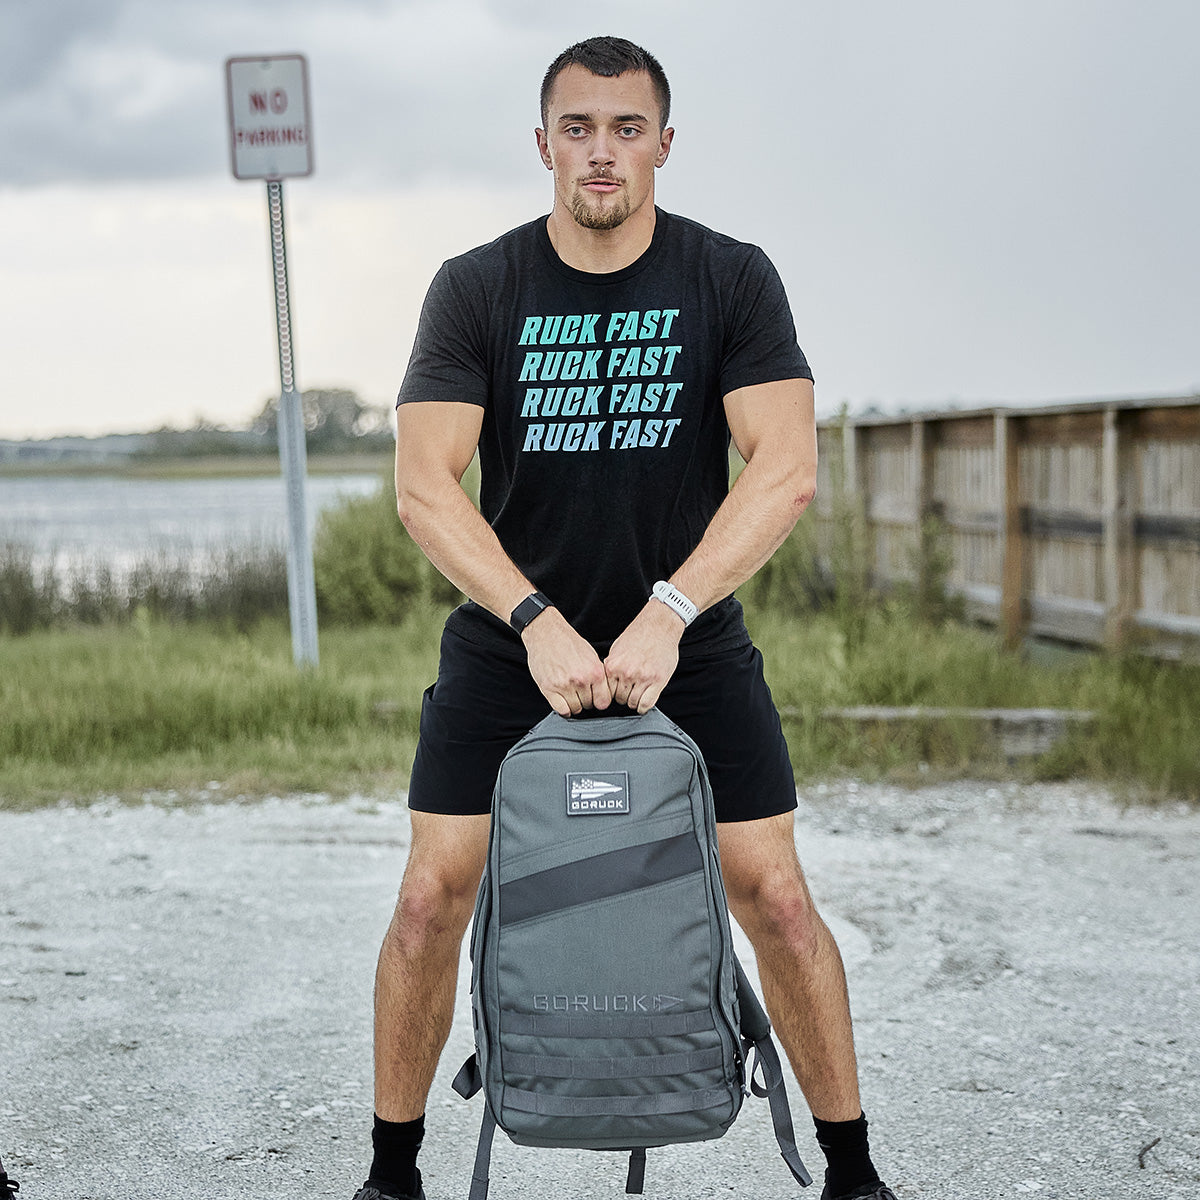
{"left": 814, "top": 396, "right": 1200, "bottom": 655}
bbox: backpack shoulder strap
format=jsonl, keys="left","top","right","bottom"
{"left": 452, "top": 1055, "right": 496, "bottom": 1200}
{"left": 466, "top": 1104, "right": 497, "bottom": 1200}
{"left": 734, "top": 958, "right": 815, "bottom": 1189}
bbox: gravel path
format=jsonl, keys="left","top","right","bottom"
{"left": 2, "top": 781, "right": 1197, "bottom": 1199}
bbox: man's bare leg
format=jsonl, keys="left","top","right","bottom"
{"left": 374, "top": 812, "right": 491, "bottom": 1121}
{"left": 717, "top": 811, "right": 862, "bottom": 1121}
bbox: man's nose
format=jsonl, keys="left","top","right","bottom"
{"left": 589, "top": 133, "right": 616, "bottom": 165}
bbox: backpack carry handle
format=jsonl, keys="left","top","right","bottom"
{"left": 568, "top": 701, "right": 642, "bottom": 720}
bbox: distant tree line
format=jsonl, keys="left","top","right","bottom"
{"left": 134, "top": 389, "right": 394, "bottom": 458}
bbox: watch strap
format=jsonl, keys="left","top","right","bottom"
{"left": 651, "top": 580, "right": 699, "bottom": 627}
{"left": 509, "top": 591, "right": 553, "bottom": 634}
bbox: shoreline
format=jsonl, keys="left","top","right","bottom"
{"left": 0, "top": 451, "right": 393, "bottom": 481}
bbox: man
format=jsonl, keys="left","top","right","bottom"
{"left": 353, "top": 36, "right": 897, "bottom": 1200}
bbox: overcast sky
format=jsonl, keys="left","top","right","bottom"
{"left": 2, "top": 0, "right": 1197, "bottom": 438}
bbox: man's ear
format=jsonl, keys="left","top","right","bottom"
{"left": 535, "top": 127, "right": 554, "bottom": 171}
{"left": 655, "top": 126, "right": 675, "bottom": 169}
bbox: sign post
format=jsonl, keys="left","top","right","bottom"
{"left": 225, "top": 53, "right": 318, "bottom": 667}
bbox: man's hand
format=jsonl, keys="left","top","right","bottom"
{"left": 603, "top": 600, "right": 685, "bottom": 714}
{"left": 523, "top": 609, "right": 613, "bottom": 716}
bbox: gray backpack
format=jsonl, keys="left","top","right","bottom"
{"left": 452, "top": 708, "right": 812, "bottom": 1197}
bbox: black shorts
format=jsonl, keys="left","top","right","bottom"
{"left": 408, "top": 626, "right": 797, "bottom": 823}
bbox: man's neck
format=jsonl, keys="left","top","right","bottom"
{"left": 545, "top": 205, "right": 658, "bottom": 274}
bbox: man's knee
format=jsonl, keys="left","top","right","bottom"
{"left": 733, "top": 868, "right": 827, "bottom": 960}
{"left": 720, "top": 815, "right": 824, "bottom": 952}
{"left": 386, "top": 815, "right": 489, "bottom": 951}
{"left": 389, "top": 865, "right": 475, "bottom": 947}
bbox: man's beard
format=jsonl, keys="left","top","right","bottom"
{"left": 568, "top": 183, "right": 631, "bottom": 231}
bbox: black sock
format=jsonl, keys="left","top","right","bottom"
{"left": 813, "top": 1111, "right": 880, "bottom": 1198}
{"left": 369, "top": 1113, "right": 425, "bottom": 1197}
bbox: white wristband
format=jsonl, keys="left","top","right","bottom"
{"left": 651, "top": 580, "right": 699, "bottom": 627}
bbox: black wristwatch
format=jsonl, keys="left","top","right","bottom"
{"left": 509, "top": 591, "right": 554, "bottom": 634}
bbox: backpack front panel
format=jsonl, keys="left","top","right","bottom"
{"left": 475, "top": 714, "right": 744, "bottom": 1150}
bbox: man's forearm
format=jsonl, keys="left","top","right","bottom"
{"left": 671, "top": 449, "right": 816, "bottom": 614}
{"left": 396, "top": 472, "right": 534, "bottom": 624}
{"left": 398, "top": 473, "right": 613, "bottom": 716}
{"left": 603, "top": 437, "right": 815, "bottom": 715}
{"left": 395, "top": 403, "right": 611, "bottom": 716}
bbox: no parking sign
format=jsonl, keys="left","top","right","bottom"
{"left": 225, "top": 54, "right": 313, "bottom": 180}
{"left": 224, "top": 52, "right": 318, "bottom": 665}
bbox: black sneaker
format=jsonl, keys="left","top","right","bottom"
{"left": 821, "top": 1182, "right": 898, "bottom": 1200}
{"left": 0, "top": 1154, "right": 19, "bottom": 1200}
{"left": 351, "top": 1176, "right": 425, "bottom": 1200}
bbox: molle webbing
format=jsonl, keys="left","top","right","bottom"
{"left": 499, "top": 1008, "right": 714, "bottom": 1039}
{"left": 502, "top": 1045, "right": 725, "bottom": 1079}
{"left": 503, "top": 1085, "right": 734, "bottom": 1118}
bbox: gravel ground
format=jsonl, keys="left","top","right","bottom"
{"left": 1, "top": 780, "right": 1197, "bottom": 1200}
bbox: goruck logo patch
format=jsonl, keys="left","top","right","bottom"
{"left": 565, "top": 771, "right": 629, "bottom": 815}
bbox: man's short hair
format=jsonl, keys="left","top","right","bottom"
{"left": 540, "top": 36, "right": 671, "bottom": 131}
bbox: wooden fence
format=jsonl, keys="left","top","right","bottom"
{"left": 814, "top": 395, "right": 1200, "bottom": 656}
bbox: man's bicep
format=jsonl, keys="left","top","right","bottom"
{"left": 723, "top": 377, "right": 816, "bottom": 465}
{"left": 395, "top": 401, "right": 485, "bottom": 488}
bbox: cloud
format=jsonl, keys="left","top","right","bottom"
{"left": 0, "top": 0, "right": 585, "bottom": 185}
{"left": 0, "top": 1, "right": 116, "bottom": 93}
{"left": 2, "top": 0, "right": 1198, "bottom": 438}
{"left": 5, "top": 0, "right": 1200, "bottom": 199}
{"left": 2, "top": 0, "right": 213, "bottom": 183}
{"left": 0, "top": 0, "right": 715, "bottom": 186}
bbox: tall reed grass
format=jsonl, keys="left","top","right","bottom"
{"left": 0, "top": 539, "right": 289, "bottom": 633}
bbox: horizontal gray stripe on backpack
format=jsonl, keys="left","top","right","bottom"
{"left": 504, "top": 1083, "right": 734, "bottom": 1118}
{"left": 503, "top": 1046, "right": 725, "bottom": 1079}
{"left": 498, "top": 832, "right": 701, "bottom": 925}
{"left": 500, "top": 1008, "right": 715, "bottom": 1038}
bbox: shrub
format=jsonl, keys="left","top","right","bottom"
{"left": 313, "top": 478, "right": 460, "bottom": 624}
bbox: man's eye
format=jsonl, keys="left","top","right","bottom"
{"left": 619, "top": 126, "right": 640, "bottom": 137}
{"left": 565, "top": 125, "right": 587, "bottom": 137}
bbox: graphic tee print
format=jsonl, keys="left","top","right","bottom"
{"left": 397, "top": 209, "right": 812, "bottom": 653}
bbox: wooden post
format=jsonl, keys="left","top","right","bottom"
{"left": 1102, "top": 406, "right": 1137, "bottom": 647}
{"left": 834, "top": 415, "right": 872, "bottom": 599}
{"left": 996, "top": 412, "right": 1026, "bottom": 649}
{"left": 911, "top": 418, "right": 934, "bottom": 599}
{"left": 842, "top": 418, "right": 861, "bottom": 498}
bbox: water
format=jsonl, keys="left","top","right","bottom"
{"left": 0, "top": 471, "right": 385, "bottom": 575}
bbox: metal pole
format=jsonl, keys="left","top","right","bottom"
{"left": 266, "top": 179, "right": 319, "bottom": 666}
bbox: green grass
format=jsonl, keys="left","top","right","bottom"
{"left": 3, "top": 604, "right": 1198, "bottom": 809}
{"left": 749, "top": 606, "right": 1200, "bottom": 799}
{"left": 0, "top": 610, "right": 447, "bottom": 808}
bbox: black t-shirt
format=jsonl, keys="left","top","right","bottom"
{"left": 396, "top": 207, "right": 812, "bottom": 657}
